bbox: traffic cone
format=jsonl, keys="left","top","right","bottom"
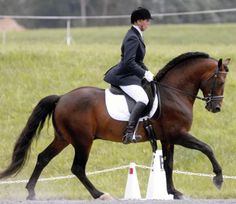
{"left": 146, "top": 150, "right": 173, "bottom": 200}
{"left": 124, "top": 162, "right": 141, "bottom": 199}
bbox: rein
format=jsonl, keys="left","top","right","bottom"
{"left": 154, "top": 82, "right": 208, "bottom": 102}
{"left": 154, "top": 66, "right": 228, "bottom": 104}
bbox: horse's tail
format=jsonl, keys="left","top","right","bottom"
{"left": 0, "top": 95, "right": 60, "bottom": 179}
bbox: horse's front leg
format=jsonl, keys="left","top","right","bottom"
{"left": 176, "top": 132, "right": 223, "bottom": 189}
{"left": 161, "top": 142, "right": 184, "bottom": 199}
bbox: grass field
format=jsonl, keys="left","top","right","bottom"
{"left": 0, "top": 24, "right": 235, "bottom": 200}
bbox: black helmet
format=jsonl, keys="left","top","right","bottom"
{"left": 131, "top": 7, "right": 152, "bottom": 24}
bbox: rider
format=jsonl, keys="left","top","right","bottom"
{"left": 104, "top": 7, "right": 154, "bottom": 144}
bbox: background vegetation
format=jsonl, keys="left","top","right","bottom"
{"left": 0, "top": 24, "right": 235, "bottom": 200}
{"left": 0, "top": 0, "right": 236, "bottom": 27}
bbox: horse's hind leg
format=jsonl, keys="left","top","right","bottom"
{"left": 71, "top": 142, "right": 111, "bottom": 200}
{"left": 26, "top": 136, "right": 68, "bottom": 200}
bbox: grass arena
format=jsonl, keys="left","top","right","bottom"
{"left": 0, "top": 24, "right": 236, "bottom": 201}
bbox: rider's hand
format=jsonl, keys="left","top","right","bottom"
{"left": 144, "top": 71, "right": 154, "bottom": 82}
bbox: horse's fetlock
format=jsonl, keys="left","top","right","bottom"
{"left": 71, "top": 165, "right": 83, "bottom": 175}
{"left": 214, "top": 168, "right": 222, "bottom": 175}
{"left": 37, "top": 154, "right": 50, "bottom": 166}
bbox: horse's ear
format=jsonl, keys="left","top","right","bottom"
{"left": 223, "top": 58, "right": 230, "bottom": 72}
{"left": 223, "top": 58, "right": 231, "bottom": 66}
{"left": 218, "top": 59, "right": 224, "bottom": 71}
{"left": 218, "top": 59, "right": 222, "bottom": 67}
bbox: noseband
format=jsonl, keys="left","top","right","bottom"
{"left": 155, "top": 66, "right": 228, "bottom": 105}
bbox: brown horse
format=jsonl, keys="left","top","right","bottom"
{"left": 0, "top": 52, "right": 230, "bottom": 200}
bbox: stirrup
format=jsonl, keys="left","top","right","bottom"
{"left": 122, "top": 133, "right": 142, "bottom": 144}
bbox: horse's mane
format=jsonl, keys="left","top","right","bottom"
{"left": 155, "top": 52, "right": 210, "bottom": 81}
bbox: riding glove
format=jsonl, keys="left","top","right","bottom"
{"left": 144, "top": 71, "right": 154, "bottom": 82}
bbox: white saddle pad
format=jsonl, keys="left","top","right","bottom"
{"left": 105, "top": 89, "right": 158, "bottom": 121}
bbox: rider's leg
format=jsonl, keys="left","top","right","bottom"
{"left": 120, "top": 85, "right": 148, "bottom": 144}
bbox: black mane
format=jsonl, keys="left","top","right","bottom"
{"left": 155, "top": 52, "right": 210, "bottom": 81}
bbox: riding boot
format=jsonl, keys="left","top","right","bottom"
{"left": 123, "top": 102, "right": 147, "bottom": 144}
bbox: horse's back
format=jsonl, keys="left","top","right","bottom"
{"left": 58, "top": 86, "right": 104, "bottom": 108}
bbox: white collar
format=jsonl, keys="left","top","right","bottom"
{"left": 132, "top": 25, "right": 143, "bottom": 38}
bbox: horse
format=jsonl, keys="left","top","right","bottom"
{"left": 0, "top": 52, "right": 230, "bottom": 200}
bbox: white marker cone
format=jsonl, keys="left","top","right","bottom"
{"left": 124, "top": 162, "right": 141, "bottom": 199}
{"left": 146, "top": 150, "right": 173, "bottom": 200}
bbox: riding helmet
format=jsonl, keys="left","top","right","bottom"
{"left": 131, "top": 7, "right": 152, "bottom": 24}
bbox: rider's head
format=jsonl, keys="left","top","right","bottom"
{"left": 131, "top": 7, "right": 152, "bottom": 31}
{"left": 131, "top": 7, "right": 152, "bottom": 23}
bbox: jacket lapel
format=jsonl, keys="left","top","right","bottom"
{"left": 131, "top": 26, "right": 145, "bottom": 47}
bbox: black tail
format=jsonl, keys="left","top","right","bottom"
{"left": 0, "top": 95, "right": 60, "bottom": 179}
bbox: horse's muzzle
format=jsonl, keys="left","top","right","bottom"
{"left": 205, "top": 103, "right": 221, "bottom": 113}
{"left": 212, "top": 105, "right": 221, "bottom": 113}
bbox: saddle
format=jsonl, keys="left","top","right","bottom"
{"left": 109, "top": 79, "right": 161, "bottom": 118}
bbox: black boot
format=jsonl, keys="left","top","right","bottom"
{"left": 123, "top": 102, "right": 147, "bottom": 144}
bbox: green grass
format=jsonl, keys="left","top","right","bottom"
{"left": 0, "top": 24, "right": 236, "bottom": 200}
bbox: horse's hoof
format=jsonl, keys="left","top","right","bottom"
{"left": 26, "top": 195, "right": 36, "bottom": 200}
{"left": 26, "top": 191, "right": 36, "bottom": 200}
{"left": 174, "top": 193, "right": 192, "bottom": 200}
{"left": 171, "top": 189, "right": 184, "bottom": 200}
{"left": 174, "top": 193, "right": 185, "bottom": 199}
{"left": 98, "top": 193, "right": 114, "bottom": 200}
{"left": 213, "top": 175, "right": 223, "bottom": 190}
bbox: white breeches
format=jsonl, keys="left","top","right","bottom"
{"left": 120, "top": 85, "right": 149, "bottom": 105}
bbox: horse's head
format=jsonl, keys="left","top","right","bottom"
{"left": 200, "top": 58, "right": 230, "bottom": 113}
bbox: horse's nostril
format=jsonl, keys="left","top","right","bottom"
{"left": 214, "top": 106, "right": 221, "bottom": 113}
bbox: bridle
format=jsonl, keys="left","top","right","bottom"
{"left": 154, "top": 66, "right": 228, "bottom": 105}
{"left": 203, "top": 66, "right": 228, "bottom": 105}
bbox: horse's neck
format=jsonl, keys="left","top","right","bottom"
{"left": 161, "top": 61, "right": 210, "bottom": 102}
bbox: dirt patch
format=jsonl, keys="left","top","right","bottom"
{"left": 0, "top": 17, "right": 25, "bottom": 32}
